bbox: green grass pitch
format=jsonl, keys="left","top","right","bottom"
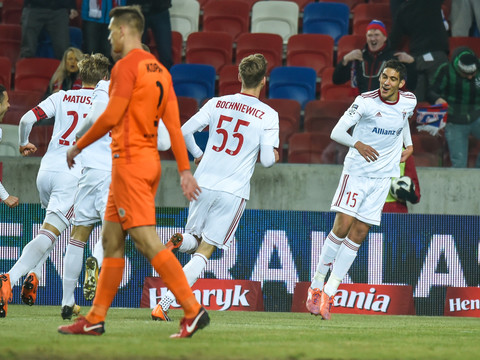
{"left": 1, "top": 305, "right": 479, "bottom": 360}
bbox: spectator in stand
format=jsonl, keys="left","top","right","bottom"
{"left": 389, "top": 0, "right": 449, "bottom": 102}
{"left": 20, "top": 0, "right": 79, "bottom": 60}
{"left": 47, "top": 47, "right": 84, "bottom": 96}
{"left": 450, "top": 0, "right": 480, "bottom": 37}
{"left": 383, "top": 155, "right": 421, "bottom": 213}
{"left": 126, "top": 0, "right": 173, "bottom": 69}
{"left": 428, "top": 47, "right": 480, "bottom": 168}
{"left": 390, "top": 0, "right": 406, "bottom": 17}
{"left": 333, "top": 20, "right": 417, "bottom": 95}
{"left": 81, "top": 0, "right": 126, "bottom": 58}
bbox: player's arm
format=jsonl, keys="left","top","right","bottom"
{"left": 0, "top": 181, "right": 19, "bottom": 208}
{"left": 18, "top": 110, "right": 38, "bottom": 156}
{"left": 400, "top": 116, "right": 413, "bottom": 162}
{"left": 259, "top": 114, "right": 280, "bottom": 167}
{"left": 157, "top": 120, "right": 171, "bottom": 151}
{"left": 76, "top": 100, "right": 108, "bottom": 140}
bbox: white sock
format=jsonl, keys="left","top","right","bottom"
{"left": 62, "top": 239, "right": 85, "bottom": 307}
{"left": 92, "top": 237, "right": 104, "bottom": 267}
{"left": 160, "top": 253, "right": 209, "bottom": 311}
{"left": 311, "top": 231, "right": 344, "bottom": 290}
{"left": 324, "top": 237, "right": 360, "bottom": 297}
{"left": 178, "top": 233, "right": 199, "bottom": 254}
{"left": 30, "top": 241, "right": 56, "bottom": 282}
{"left": 8, "top": 229, "right": 57, "bottom": 285}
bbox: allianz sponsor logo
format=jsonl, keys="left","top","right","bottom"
{"left": 149, "top": 285, "right": 251, "bottom": 311}
{"left": 334, "top": 287, "right": 391, "bottom": 313}
{"left": 371, "top": 127, "right": 402, "bottom": 136}
{"left": 449, "top": 297, "right": 480, "bottom": 312}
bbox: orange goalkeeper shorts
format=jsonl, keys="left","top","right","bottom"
{"left": 104, "top": 160, "right": 161, "bottom": 230}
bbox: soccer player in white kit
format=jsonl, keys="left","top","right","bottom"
{"left": 306, "top": 59, "right": 417, "bottom": 320}
{"left": 0, "top": 53, "right": 107, "bottom": 318}
{"left": 151, "top": 54, "right": 280, "bottom": 321}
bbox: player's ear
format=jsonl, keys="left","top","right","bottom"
{"left": 399, "top": 79, "right": 406, "bottom": 89}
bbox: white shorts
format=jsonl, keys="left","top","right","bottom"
{"left": 185, "top": 187, "right": 246, "bottom": 250}
{"left": 36, "top": 169, "right": 79, "bottom": 226}
{"left": 73, "top": 168, "right": 111, "bottom": 226}
{"left": 330, "top": 172, "right": 391, "bottom": 226}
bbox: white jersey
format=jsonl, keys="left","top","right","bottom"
{"left": 340, "top": 89, "right": 416, "bottom": 178}
{"left": 185, "top": 93, "right": 279, "bottom": 199}
{"left": 35, "top": 88, "right": 94, "bottom": 177}
{"left": 81, "top": 80, "right": 112, "bottom": 171}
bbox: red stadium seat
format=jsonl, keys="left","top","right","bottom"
{"left": 177, "top": 96, "right": 199, "bottom": 125}
{"left": 218, "top": 64, "right": 267, "bottom": 99}
{"left": 336, "top": 35, "right": 365, "bottom": 65}
{"left": 304, "top": 100, "right": 350, "bottom": 133}
{"left": 411, "top": 133, "right": 444, "bottom": 167}
{"left": 0, "top": 24, "right": 21, "bottom": 69}
{"left": 185, "top": 32, "right": 234, "bottom": 73}
{"left": 286, "top": 34, "right": 334, "bottom": 76}
{"left": 0, "top": 57, "right": 12, "bottom": 90}
{"left": 288, "top": 132, "right": 336, "bottom": 164}
{"left": 14, "top": 58, "right": 60, "bottom": 92}
{"left": 2, "top": 90, "right": 44, "bottom": 125}
{"left": 263, "top": 98, "right": 301, "bottom": 144}
{"left": 1, "top": 0, "right": 23, "bottom": 24}
{"left": 235, "top": 33, "right": 284, "bottom": 75}
{"left": 320, "top": 67, "right": 357, "bottom": 102}
{"left": 171, "top": 31, "right": 183, "bottom": 65}
{"left": 28, "top": 124, "right": 54, "bottom": 157}
{"left": 352, "top": 3, "right": 392, "bottom": 36}
{"left": 203, "top": 0, "right": 251, "bottom": 41}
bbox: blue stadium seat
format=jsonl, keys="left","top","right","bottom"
{"left": 36, "top": 27, "right": 83, "bottom": 58}
{"left": 268, "top": 66, "right": 317, "bottom": 109}
{"left": 170, "top": 64, "right": 216, "bottom": 105}
{"left": 302, "top": 2, "right": 350, "bottom": 45}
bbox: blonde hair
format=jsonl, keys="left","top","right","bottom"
{"left": 49, "top": 47, "right": 84, "bottom": 93}
{"left": 78, "top": 53, "right": 111, "bottom": 85}
{"left": 238, "top": 54, "right": 267, "bottom": 89}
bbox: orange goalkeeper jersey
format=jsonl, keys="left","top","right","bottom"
{"left": 76, "top": 48, "right": 190, "bottom": 172}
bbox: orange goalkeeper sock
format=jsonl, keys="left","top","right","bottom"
{"left": 86, "top": 257, "right": 125, "bottom": 324}
{"left": 151, "top": 249, "right": 201, "bottom": 318}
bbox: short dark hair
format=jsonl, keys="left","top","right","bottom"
{"left": 109, "top": 5, "right": 145, "bottom": 36}
{"left": 383, "top": 59, "right": 407, "bottom": 81}
{"left": 238, "top": 54, "right": 267, "bottom": 89}
{"left": 0, "top": 84, "right": 6, "bottom": 103}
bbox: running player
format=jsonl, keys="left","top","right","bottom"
{"left": 151, "top": 54, "right": 280, "bottom": 321}
{"left": 0, "top": 51, "right": 107, "bottom": 318}
{"left": 306, "top": 59, "right": 417, "bottom": 320}
{"left": 58, "top": 5, "right": 209, "bottom": 338}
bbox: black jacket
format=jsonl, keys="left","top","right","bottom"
{"left": 24, "top": 0, "right": 76, "bottom": 10}
{"left": 333, "top": 41, "right": 417, "bottom": 93}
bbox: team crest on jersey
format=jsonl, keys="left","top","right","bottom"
{"left": 348, "top": 104, "right": 358, "bottom": 116}
{"left": 402, "top": 109, "right": 409, "bottom": 121}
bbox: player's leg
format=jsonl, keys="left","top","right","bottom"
{"left": 61, "top": 224, "right": 93, "bottom": 319}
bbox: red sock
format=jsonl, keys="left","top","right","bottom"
{"left": 86, "top": 257, "right": 125, "bottom": 324}
{"left": 151, "top": 249, "right": 201, "bottom": 318}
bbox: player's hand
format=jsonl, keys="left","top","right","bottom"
{"left": 400, "top": 146, "right": 413, "bottom": 163}
{"left": 194, "top": 154, "right": 203, "bottom": 165}
{"left": 4, "top": 195, "right": 19, "bottom": 208}
{"left": 394, "top": 52, "right": 415, "bottom": 64}
{"left": 343, "top": 49, "right": 362, "bottom": 64}
{"left": 274, "top": 149, "right": 280, "bottom": 163}
{"left": 354, "top": 141, "right": 379, "bottom": 162}
{"left": 66, "top": 145, "right": 81, "bottom": 169}
{"left": 180, "top": 170, "right": 201, "bottom": 201}
{"left": 19, "top": 143, "right": 37, "bottom": 156}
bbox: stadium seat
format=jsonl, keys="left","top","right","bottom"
{"left": 352, "top": 3, "right": 392, "bottom": 36}
{"left": 177, "top": 96, "right": 199, "bottom": 125}
{"left": 336, "top": 35, "right": 365, "bottom": 65}
{"left": 36, "top": 27, "right": 84, "bottom": 59}
{"left": 448, "top": 37, "right": 480, "bottom": 58}
{"left": 235, "top": 33, "right": 284, "bottom": 75}
{"left": 1, "top": 0, "right": 23, "bottom": 24}
{"left": 170, "top": 0, "right": 200, "bottom": 41}
{"left": 318, "top": 0, "right": 364, "bottom": 10}
{"left": 269, "top": 66, "right": 317, "bottom": 109}
{"left": 263, "top": 98, "right": 301, "bottom": 145}
{"left": 185, "top": 32, "right": 233, "bottom": 73}
{"left": 303, "top": 100, "right": 350, "bottom": 133}
{"left": 277, "top": 0, "right": 310, "bottom": 11}
{"left": 14, "top": 58, "right": 61, "bottom": 93}
{"left": 0, "top": 57, "right": 12, "bottom": 90}
{"left": 302, "top": 2, "right": 350, "bottom": 45}
{"left": 27, "top": 124, "right": 54, "bottom": 157}
{"left": 170, "top": 64, "right": 216, "bottom": 105}
{"left": 0, "top": 124, "right": 20, "bottom": 156}
{"left": 202, "top": 0, "right": 251, "bottom": 41}
{"left": 411, "top": 133, "right": 444, "bottom": 167}
{"left": 320, "top": 66, "right": 357, "bottom": 102}
{"left": 286, "top": 34, "right": 334, "bottom": 76}
{"left": 251, "top": 1, "right": 299, "bottom": 43}
{"left": 0, "top": 24, "right": 21, "bottom": 68}
{"left": 2, "top": 90, "right": 44, "bottom": 125}
{"left": 171, "top": 31, "right": 184, "bottom": 65}
{"left": 287, "top": 132, "right": 335, "bottom": 164}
